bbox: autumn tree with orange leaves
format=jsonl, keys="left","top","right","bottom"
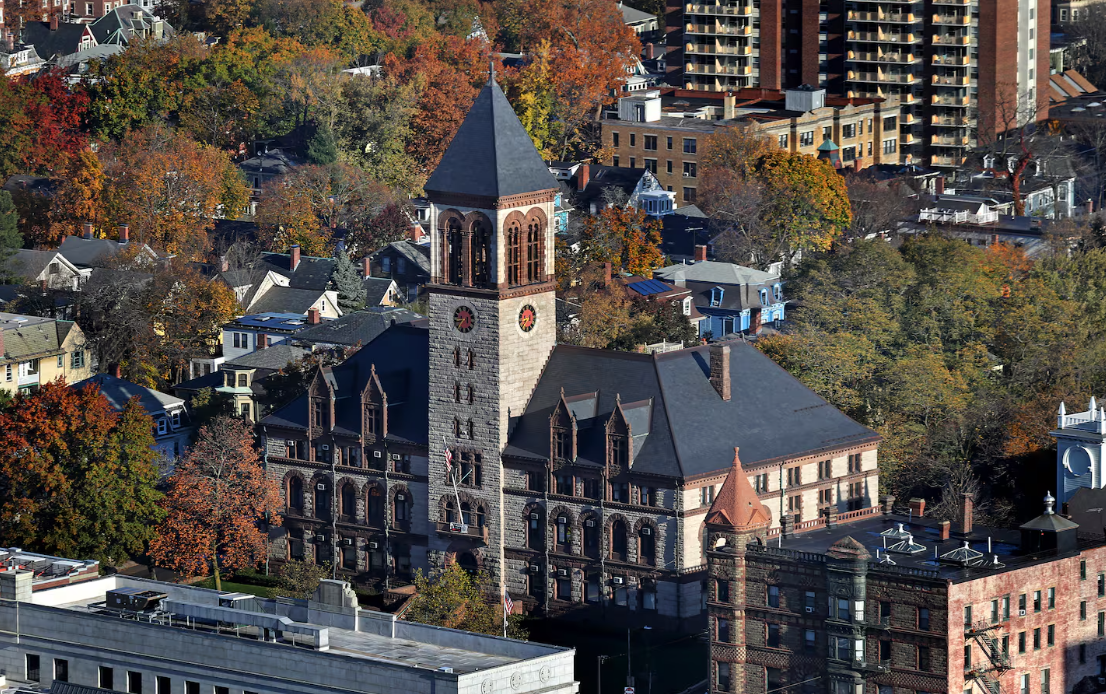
{"left": 578, "top": 205, "right": 665, "bottom": 276}
{"left": 151, "top": 416, "right": 282, "bottom": 590}
{"left": 0, "top": 382, "right": 163, "bottom": 565}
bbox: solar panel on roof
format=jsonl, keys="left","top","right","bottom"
{"left": 627, "top": 279, "right": 671, "bottom": 296}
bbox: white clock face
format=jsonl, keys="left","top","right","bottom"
{"left": 1064, "top": 446, "right": 1093, "bottom": 476}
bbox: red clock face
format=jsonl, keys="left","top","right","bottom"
{"left": 519, "top": 304, "right": 537, "bottom": 332}
{"left": 453, "top": 305, "right": 476, "bottom": 333}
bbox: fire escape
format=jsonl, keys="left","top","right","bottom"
{"left": 965, "top": 621, "right": 1012, "bottom": 694}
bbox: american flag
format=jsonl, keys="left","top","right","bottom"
{"left": 503, "top": 590, "right": 514, "bottom": 615}
{"left": 444, "top": 447, "right": 453, "bottom": 474}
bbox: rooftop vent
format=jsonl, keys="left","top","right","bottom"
{"left": 886, "top": 533, "right": 926, "bottom": 554}
{"left": 939, "top": 540, "right": 984, "bottom": 566}
{"left": 879, "top": 523, "right": 912, "bottom": 541}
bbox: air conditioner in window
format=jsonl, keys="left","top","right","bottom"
{"left": 392, "top": 454, "right": 401, "bottom": 460}
{"left": 585, "top": 520, "right": 596, "bottom": 527}
{"left": 528, "top": 565, "right": 540, "bottom": 574}
{"left": 396, "top": 494, "right": 406, "bottom": 501}
{"left": 558, "top": 569, "right": 569, "bottom": 577}
{"left": 531, "top": 512, "right": 540, "bottom": 520}
{"left": 557, "top": 516, "right": 567, "bottom": 524}
{"left": 344, "top": 538, "right": 353, "bottom": 546}
{"left": 642, "top": 527, "right": 652, "bottom": 536}
{"left": 315, "top": 535, "right": 326, "bottom": 542}
{"left": 612, "top": 576, "right": 625, "bottom": 585}
{"left": 683, "top": 173, "right": 690, "bottom": 177}
{"left": 286, "top": 439, "right": 295, "bottom": 447}
{"left": 321, "top": 444, "right": 330, "bottom": 450}
{"left": 805, "top": 607, "right": 814, "bottom": 613}
{"left": 317, "top": 483, "right": 326, "bottom": 490}
{"left": 1019, "top": 609, "right": 1026, "bottom": 616}
{"left": 374, "top": 450, "right": 382, "bottom": 458}
{"left": 368, "top": 541, "right": 379, "bottom": 549}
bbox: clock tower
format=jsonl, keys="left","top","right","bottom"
{"left": 423, "top": 74, "right": 559, "bottom": 586}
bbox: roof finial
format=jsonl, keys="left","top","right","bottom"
{"left": 1043, "top": 490, "right": 1055, "bottom": 515}
{"left": 489, "top": 58, "right": 496, "bottom": 85}
{"left": 733, "top": 446, "right": 741, "bottom": 470}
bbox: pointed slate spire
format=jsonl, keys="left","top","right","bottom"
{"left": 705, "top": 448, "right": 771, "bottom": 529}
{"left": 423, "top": 77, "right": 559, "bottom": 200}
{"left": 1059, "top": 401, "right": 1066, "bottom": 416}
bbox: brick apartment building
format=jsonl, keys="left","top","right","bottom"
{"left": 259, "top": 74, "right": 883, "bottom": 627}
{"left": 600, "top": 87, "right": 903, "bottom": 205}
{"left": 664, "top": 0, "right": 1051, "bottom": 170}
{"left": 705, "top": 453, "right": 1106, "bottom": 694}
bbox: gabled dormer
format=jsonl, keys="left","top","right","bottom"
{"left": 606, "top": 397, "right": 631, "bottom": 478}
{"left": 550, "top": 389, "right": 578, "bottom": 464}
{"left": 307, "top": 367, "right": 335, "bottom": 439}
{"left": 361, "top": 363, "right": 388, "bottom": 443}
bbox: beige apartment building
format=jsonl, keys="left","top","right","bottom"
{"left": 601, "top": 87, "right": 902, "bottom": 206}
{"left": 0, "top": 312, "right": 92, "bottom": 396}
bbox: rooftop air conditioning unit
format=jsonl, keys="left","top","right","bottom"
{"left": 315, "top": 535, "right": 326, "bottom": 542}
{"left": 558, "top": 569, "right": 569, "bottom": 577}
{"left": 612, "top": 576, "right": 625, "bottom": 585}
{"left": 368, "top": 541, "right": 379, "bottom": 549}
{"left": 642, "top": 527, "right": 652, "bottom": 536}
{"left": 344, "top": 538, "right": 353, "bottom": 546}
{"left": 531, "top": 513, "right": 540, "bottom": 520}
{"left": 317, "top": 483, "right": 326, "bottom": 490}
{"left": 586, "top": 520, "right": 596, "bottom": 527}
{"left": 374, "top": 450, "right": 382, "bottom": 458}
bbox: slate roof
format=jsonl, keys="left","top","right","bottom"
{"left": 0, "top": 313, "right": 77, "bottom": 362}
{"left": 254, "top": 253, "right": 335, "bottom": 290}
{"left": 655, "top": 261, "right": 778, "bottom": 286}
{"left": 248, "top": 286, "right": 329, "bottom": 315}
{"left": 618, "top": 1, "right": 656, "bottom": 25}
{"left": 704, "top": 448, "right": 770, "bottom": 528}
{"left": 90, "top": 5, "right": 174, "bottom": 46}
{"left": 375, "top": 241, "right": 432, "bottom": 277}
{"left": 21, "top": 21, "right": 88, "bottom": 60}
{"left": 364, "top": 276, "right": 397, "bottom": 305}
{"left": 291, "top": 307, "right": 422, "bottom": 348}
{"left": 573, "top": 166, "right": 648, "bottom": 212}
{"left": 5, "top": 249, "right": 63, "bottom": 281}
{"left": 238, "top": 148, "right": 303, "bottom": 176}
{"left": 423, "top": 78, "right": 559, "bottom": 199}
{"left": 74, "top": 373, "right": 184, "bottom": 416}
{"left": 503, "top": 339, "right": 879, "bottom": 478}
{"left": 659, "top": 211, "right": 712, "bottom": 259}
{"left": 261, "top": 323, "right": 430, "bottom": 445}
{"left": 58, "top": 236, "right": 150, "bottom": 269}
{"left": 224, "top": 343, "right": 309, "bottom": 370}
{"left": 3, "top": 174, "right": 57, "bottom": 196}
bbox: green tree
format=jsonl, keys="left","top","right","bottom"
{"left": 277, "top": 558, "right": 331, "bottom": 598}
{"left": 306, "top": 121, "right": 339, "bottom": 164}
{"left": 331, "top": 249, "right": 367, "bottom": 311}
{"left": 405, "top": 563, "right": 527, "bottom": 639}
{"left": 0, "top": 190, "right": 23, "bottom": 280}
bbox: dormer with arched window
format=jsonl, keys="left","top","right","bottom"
{"left": 606, "top": 400, "right": 631, "bottom": 482}
{"left": 307, "top": 369, "right": 335, "bottom": 441}
{"left": 550, "top": 392, "right": 578, "bottom": 463}
{"left": 361, "top": 363, "right": 388, "bottom": 443}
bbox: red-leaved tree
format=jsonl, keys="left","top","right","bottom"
{"left": 150, "top": 416, "right": 281, "bottom": 589}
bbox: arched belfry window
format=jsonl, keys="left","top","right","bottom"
{"left": 446, "top": 217, "right": 463, "bottom": 285}
{"left": 525, "top": 220, "right": 541, "bottom": 283}
{"left": 506, "top": 219, "right": 522, "bottom": 286}
{"left": 471, "top": 219, "right": 491, "bottom": 287}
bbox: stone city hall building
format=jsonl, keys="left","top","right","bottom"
{"left": 704, "top": 452, "right": 1106, "bottom": 694}
{"left": 259, "top": 74, "right": 881, "bottom": 625}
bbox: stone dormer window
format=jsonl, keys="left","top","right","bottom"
{"left": 362, "top": 364, "right": 387, "bottom": 442}
{"left": 550, "top": 396, "right": 577, "bottom": 462}
{"left": 606, "top": 403, "right": 630, "bottom": 477}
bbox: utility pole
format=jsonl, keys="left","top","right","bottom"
{"left": 598, "top": 655, "right": 608, "bottom": 694}
{"left": 626, "top": 627, "right": 633, "bottom": 687}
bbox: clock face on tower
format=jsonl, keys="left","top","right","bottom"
{"left": 453, "top": 305, "right": 476, "bottom": 333}
{"left": 518, "top": 304, "right": 537, "bottom": 332}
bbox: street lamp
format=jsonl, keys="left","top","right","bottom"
{"left": 598, "top": 655, "right": 609, "bottom": 694}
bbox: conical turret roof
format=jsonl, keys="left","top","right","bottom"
{"left": 705, "top": 448, "right": 771, "bottom": 529}
{"left": 424, "top": 76, "right": 559, "bottom": 200}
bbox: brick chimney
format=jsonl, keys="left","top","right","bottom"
{"left": 577, "top": 164, "right": 590, "bottom": 193}
{"left": 709, "top": 343, "right": 731, "bottom": 401}
{"left": 938, "top": 520, "right": 950, "bottom": 540}
{"left": 290, "top": 244, "right": 301, "bottom": 271}
{"left": 257, "top": 333, "right": 267, "bottom": 349}
{"left": 908, "top": 497, "right": 925, "bottom": 518}
{"left": 82, "top": 222, "right": 94, "bottom": 239}
{"left": 750, "top": 308, "right": 762, "bottom": 335}
{"left": 694, "top": 244, "right": 708, "bottom": 261}
{"left": 645, "top": 42, "right": 655, "bottom": 60}
{"left": 219, "top": 255, "right": 229, "bottom": 273}
{"left": 935, "top": 176, "right": 945, "bottom": 195}
{"left": 117, "top": 224, "right": 129, "bottom": 244}
{"left": 961, "top": 493, "right": 973, "bottom": 535}
{"left": 50, "top": 13, "right": 59, "bottom": 30}
{"left": 307, "top": 306, "right": 320, "bottom": 325}
{"left": 112, "top": 364, "right": 122, "bottom": 379}
{"left": 362, "top": 257, "right": 371, "bottom": 279}
{"left": 603, "top": 261, "right": 612, "bottom": 288}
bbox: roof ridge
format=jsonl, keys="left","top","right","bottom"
{"left": 651, "top": 349, "right": 686, "bottom": 477}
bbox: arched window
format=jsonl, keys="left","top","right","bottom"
{"left": 394, "top": 491, "right": 410, "bottom": 529}
{"left": 639, "top": 526, "right": 656, "bottom": 565}
{"left": 314, "top": 482, "right": 330, "bottom": 520}
{"left": 583, "top": 516, "right": 600, "bottom": 558}
{"left": 445, "top": 499, "right": 457, "bottom": 524}
{"left": 340, "top": 483, "right": 356, "bottom": 521}
{"left": 446, "top": 218, "right": 463, "bottom": 284}
{"left": 556, "top": 514, "right": 570, "bottom": 552}
{"left": 461, "top": 502, "right": 472, "bottom": 526}
{"left": 611, "top": 520, "right": 628, "bottom": 561}
{"left": 342, "top": 538, "right": 357, "bottom": 570}
{"left": 506, "top": 221, "right": 522, "bottom": 286}
{"left": 471, "top": 221, "right": 491, "bottom": 287}
{"left": 527, "top": 508, "right": 544, "bottom": 550}
{"left": 367, "top": 486, "right": 384, "bottom": 526}
{"left": 457, "top": 551, "right": 478, "bottom": 574}
{"left": 475, "top": 505, "right": 485, "bottom": 527}
{"left": 288, "top": 477, "right": 304, "bottom": 512}
{"left": 525, "top": 221, "right": 541, "bottom": 283}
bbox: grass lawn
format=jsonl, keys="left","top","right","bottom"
{"left": 193, "top": 578, "right": 279, "bottom": 598}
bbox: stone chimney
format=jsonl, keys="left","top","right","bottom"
{"left": 50, "top": 13, "right": 59, "bottom": 30}
{"left": 577, "top": 164, "right": 590, "bottom": 192}
{"left": 709, "top": 343, "right": 731, "bottom": 401}
{"left": 961, "top": 493, "right": 973, "bottom": 535}
{"left": 257, "top": 333, "right": 267, "bottom": 349}
{"left": 290, "top": 244, "right": 301, "bottom": 271}
{"left": 117, "top": 224, "right": 129, "bottom": 244}
{"left": 781, "top": 513, "right": 795, "bottom": 538}
{"left": 362, "top": 257, "right": 372, "bottom": 279}
{"left": 82, "top": 222, "right": 94, "bottom": 239}
{"left": 825, "top": 505, "right": 838, "bottom": 528}
{"left": 908, "top": 497, "right": 925, "bottom": 518}
{"left": 307, "top": 307, "right": 320, "bottom": 325}
{"left": 938, "top": 520, "right": 950, "bottom": 540}
{"left": 723, "top": 92, "right": 736, "bottom": 120}
{"left": 880, "top": 494, "right": 895, "bottom": 514}
{"left": 694, "top": 245, "right": 708, "bottom": 262}
{"left": 0, "top": 569, "right": 31, "bottom": 601}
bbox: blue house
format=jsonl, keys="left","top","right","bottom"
{"left": 653, "top": 261, "right": 785, "bottom": 338}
